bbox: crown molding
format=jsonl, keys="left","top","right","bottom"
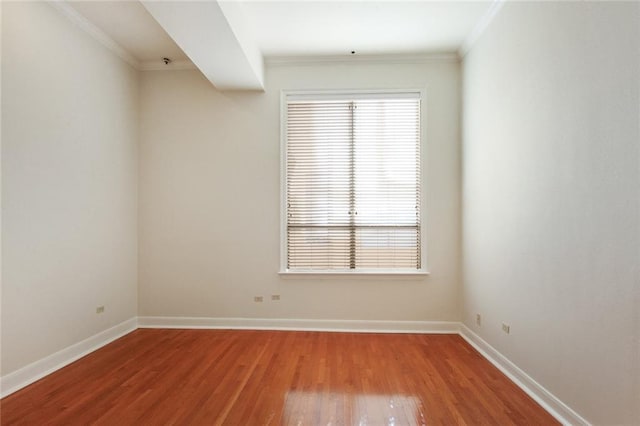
{"left": 459, "top": 0, "right": 505, "bottom": 58}
{"left": 266, "top": 52, "right": 460, "bottom": 67}
{"left": 139, "top": 60, "right": 197, "bottom": 71}
{"left": 48, "top": 0, "right": 140, "bottom": 69}
{"left": 47, "top": 0, "right": 499, "bottom": 72}
{"left": 48, "top": 1, "right": 197, "bottom": 72}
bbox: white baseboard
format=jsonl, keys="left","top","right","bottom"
{"left": 0, "top": 316, "right": 587, "bottom": 426}
{"left": 137, "top": 316, "right": 459, "bottom": 334}
{"left": 459, "top": 324, "right": 589, "bottom": 426}
{"left": 0, "top": 317, "right": 138, "bottom": 398}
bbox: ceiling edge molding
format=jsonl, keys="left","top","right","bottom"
{"left": 266, "top": 53, "right": 460, "bottom": 67}
{"left": 48, "top": 0, "right": 140, "bottom": 69}
{"left": 458, "top": 0, "right": 505, "bottom": 58}
{"left": 140, "top": 60, "right": 197, "bottom": 71}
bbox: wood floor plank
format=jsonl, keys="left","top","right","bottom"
{"left": 1, "top": 330, "right": 559, "bottom": 425}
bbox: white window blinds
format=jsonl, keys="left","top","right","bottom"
{"left": 285, "top": 92, "right": 421, "bottom": 272}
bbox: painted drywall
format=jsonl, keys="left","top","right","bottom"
{"left": 139, "top": 61, "right": 461, "bottom": 321}
{"left": 0, "top": 0, "right": 3, "bottom": 380}
{"left": 1, "top": 2, "right": 138, "bottom": 375}
{"left": 462, "top": 2, "right": 639, "bottom": 424}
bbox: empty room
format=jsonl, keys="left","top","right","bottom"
{"left": 1, "top": 0, "right": 638, "bottom": 424}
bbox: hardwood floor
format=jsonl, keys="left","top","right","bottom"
{"left": 1, "top": 329, "right": 558, "bottom": 425}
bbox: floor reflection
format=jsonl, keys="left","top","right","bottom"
{"left": 283, "top": 391, "right": 426, "bottom": 426}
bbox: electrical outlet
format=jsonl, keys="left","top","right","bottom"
{"left": 254, "top": 296, "right": 263, "bottom": 302}
{"left": 476, "top": 314, "right": 481, "bottom": 326}
{"left": 502, "top": 323, "right": 510, "bottom": 334}
{"left": 271, "top": 295, "right": 280, "bottom": 301}
{"left": 96, "top": 306, "right": 105, "bottom": 314}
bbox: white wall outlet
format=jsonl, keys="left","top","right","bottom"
{"left": 96, "top": 306, "right": 105, "bottom": 314}
{"left": 254, "top": 296, "right": 263, "bottom": 302}
{"left": 502, "top": 323, "right": 510, "bottom": 334}
{"left": 476, "top": 314, "right": 481, "bottom": 326}
{"left": 271, "top": 295, "right": 280, "bottom": 301}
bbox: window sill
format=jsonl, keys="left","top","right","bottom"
{"left": 279, "top": 270, "right": 430, "bottom": 280}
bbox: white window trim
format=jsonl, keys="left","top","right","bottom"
{"left": 279, "top": 88, "right": 429, "bottom": 276}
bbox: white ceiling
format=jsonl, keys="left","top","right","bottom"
{"left": 241, "top": 1, "right": 493, "bottom": 56}
{"left": 62, "top": 0, "right": 496, "bottom": 88}
{"left": 65, "top": 1, "right": 493, "bottom": 61}
{"left": 141, "top": 0, "right": 265, "bottom": 89}
{"left": 67, "top": 1, "right": 189, "bottom": 63}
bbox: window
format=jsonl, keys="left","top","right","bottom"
{"left": 282, "top": 91, "right": 423, "bottom": 273}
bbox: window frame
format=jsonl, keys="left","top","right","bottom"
{"left": 279, "top": 89, "right": 429, "bottom": 276}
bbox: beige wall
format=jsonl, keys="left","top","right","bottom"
{"left": 0, "top": 0, "right": 3, "bottom": 377}
{"left": 462, "top": 2, "right": 639, "bottom": 424}
{"left": 139, "top": 61, "right": 462, "bottom": 321}
{"left": 1, "top": 2, "right": 139, "bottom": 375}
{"left": 6, "top": 2, "right": 636, "bottom": 422}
